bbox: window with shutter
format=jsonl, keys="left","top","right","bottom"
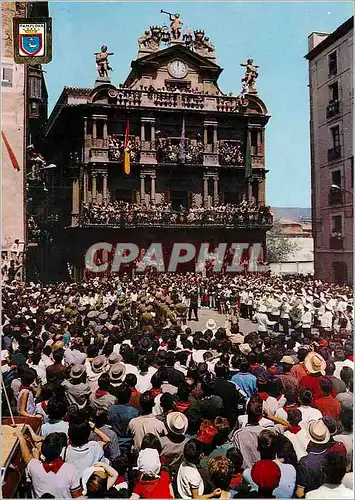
{"left": 2, "top": 65, "right": 13, "bottom": 87}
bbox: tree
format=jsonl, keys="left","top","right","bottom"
{"left": 266, "top": 220, "right": 299, "bottom": 263}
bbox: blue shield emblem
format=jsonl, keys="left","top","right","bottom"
{"left": 19, "top": 34, "right": 43, "bottom": 56}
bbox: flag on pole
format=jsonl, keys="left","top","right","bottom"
{"left": 178, "top": 116, "right": 186, "bottom": 164}
{"left": 123, "top": 120, "right": 130, "bottom": 175}
{"left": 245, "top": 131, "right": 252, "bottom": 179}
{"left": 1, "top": 131, "right": 20, "bottom": 170}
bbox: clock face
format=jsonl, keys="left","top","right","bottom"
{"left": 168, "top": 60, "right": 188, "bottom": 79}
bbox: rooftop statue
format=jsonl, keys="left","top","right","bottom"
{"left": 95, "top": 45, "right": 113, "bottom": 78}
{"left": 138, "top": 26, "right": 162, "bottom": 51}
{"left": 193, "top": 29, "right": 215, "bottom": 58}
{"left": 161, "top": 9, "right": 183, "bottom": 40}
{"left": 240, "top": 58, "right": 259, "bottom": 93}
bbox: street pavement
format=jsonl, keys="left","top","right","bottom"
{"left": 186, "top": 307, "right": 256, "bottom": 334}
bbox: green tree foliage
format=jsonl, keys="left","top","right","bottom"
{"left": 266, "top": 220, "right": 300, "bottom": 263}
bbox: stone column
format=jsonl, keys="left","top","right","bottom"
{"left": 92, "top": 172, "right": 97, "bottom": 202}
{"left": 102, "top": 173, "right": 108, "bottom": 205}
{"left": 151, "top": 122, "right": 155, "bottom": 146}
{"left": 103, "top": 120, "right": 108, "bottom": 146}
{"left": 151, "top": 174, "right": 156, "bottom": 205}
{"left": 258, "top": 178, "right": 265, "bottom": 205}
{"left": 213, "top": 175, "right": 219, "bottom": 205}
{"left": 213, "top": 126, "right": 218, "bottom": 153}
{"left": 203, "top": 125, "right": 208, "bottom": 145}
{"left": 141, "top": 122, "right": 145, "bottom": 141}
{"left": 140, "top": 174, "right": 145, "bottom": 201}
{"left": 203, "top": 175, "right": 209, "bottom": 208}
{"left": 92, "top": 119, "right": 97, "bottom": 146}
{"left": 72, "top": 178, "right": 80, "bottom": 226}
{"left": 83, "top": 171, "right": 88, "bottom": 202}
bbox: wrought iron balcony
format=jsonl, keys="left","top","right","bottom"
{"left": 329, "top": 235, "right": 343, "bottom": 249}
{"left": 328, "top": 189, "right": 343, "bottom": 205}
{"left": 80, "top": 208, "right": 273, "bottom": 229}
{"left": 326, "top": 100, "right": 340, "bottom": 119}
{"left": 156, "top": 138, "right": 204, "bottom": 164}
{"left": 328, "top": 146, "right": 341, "bottom": 162}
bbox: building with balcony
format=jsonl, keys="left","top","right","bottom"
{"left": 1, "top": 2, "right": 49, "bottom": 282}
{"left": 44, "top": 20, "right": 272, "bottom": 279}
{"left": 306, "top": 17, "right": 353, "bottom": 284}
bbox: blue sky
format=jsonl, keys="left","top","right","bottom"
{"left": 45, "top": 1, "right": 353, "bottom": 207}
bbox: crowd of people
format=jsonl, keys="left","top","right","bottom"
{"left": 1, "top": 273, "right": 353, "bottom": 498}
{"left": 81, "top": 201, "right": 272, "bottom": 227}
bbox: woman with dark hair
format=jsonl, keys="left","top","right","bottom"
{"left": 14, "top": 427, "right": 82, "bottom": 498}
{"left": 18, "top": 367, "right": 39, "bottom": 416}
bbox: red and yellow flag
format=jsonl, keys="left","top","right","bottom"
{"left": 2, "top": 131, "right": 20, "bottom": 170}
{"left": 123, "top": 120, "right": 130, "bottom": 175}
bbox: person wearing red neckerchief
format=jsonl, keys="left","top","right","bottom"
{"left": 14, "top": 427, "right": 82, "bottom": 498}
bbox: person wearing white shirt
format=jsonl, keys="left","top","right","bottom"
{"left": 301, "top": 304, "right": 313, "bottom": 338}
{"left": 280, "top": 298, "right": 291, "bottom": 335}
{"left": 305, "top": 452, "right": 353, "bottom": 498}
{"left": 253, "top": 305, "right": 275, "bottom": 333}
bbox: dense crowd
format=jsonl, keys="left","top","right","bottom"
{"left": 82, "top": 201, "right": 272, "bottom": 226}
{"left": 2, "top": 273, "right": 353, "bottom": 498}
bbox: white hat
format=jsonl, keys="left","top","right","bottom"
{"left": 137, "top": 448, "right": 161, "bottom": 476}
{"left": 239, "top": 343, "right": 251, "bottom": 355}
{"left": 307, "top": 419, "right": 330, "bottom": 444}
{"left": 166, "top": 412, "right": 188, "bottom": 435}
{"left": 206, "top": 319, "right": 217, "bottom": 330}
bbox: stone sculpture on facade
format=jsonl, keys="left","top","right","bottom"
{"left": 240, "top": 58, "right": 259, "bottom": 93}
{"left": 161, "top": 10, "right": 183, "bottom": 40}
{"left": 95, "top": 45, "right": 114, "bottom": 78}
{"left": 137, "top": 13, "right": 216, "bottom": 59}
{"left": 193, "top": 30, "right": 215, "bottom": 57}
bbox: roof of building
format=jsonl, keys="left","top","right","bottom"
{"left": 305, "top": 16, "right": 353, "bottom": 60}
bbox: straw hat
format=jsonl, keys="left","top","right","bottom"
{"left": 304, "top": 352, "right": 326, "bottom": 375}
{"left": 280, "top": 355, "right": 294, "bottom": 365}
{"left": 70, "top": 364, "right": 86, "bottom": 379}
{"left": 166, "top": 412, "right": 188, "bottom": 435}
{"left": 109, "top": 362, "right": 126, "bottom": 383}
{"left": 239, "top": 343, "right": 251, "bottom": 356}
{"left": 206, "top": 319, "right": 217, "bottom": 330}
{"left": 307, "top": 419, "right": 330, "bottom": 444}
{"left": 91, "top": 355, "right": 107, "bottom": 374}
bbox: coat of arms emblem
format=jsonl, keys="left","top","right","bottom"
{"left": 13, "top": 18, "right": 52, "bottom": 64}
{"left": 19, "top": 24, "right": 44, "bottom": 56}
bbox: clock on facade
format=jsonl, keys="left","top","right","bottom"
{"left": 168, "top": 60, "right": 188, "bottom": 79}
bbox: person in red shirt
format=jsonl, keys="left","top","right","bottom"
{"left": 290, "top": 348, "right": 309, "bottom": 382}
{"left": 314, "top": 378, "right": 341, "bottom": 419}
{"left": 126, "top": 373, "right": 141, "bottom": 410}
{"left": 299, "top": 351, "right": 326, "bottom": 403}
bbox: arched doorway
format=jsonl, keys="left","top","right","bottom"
{"left": 332, "top": 261, "right": 348, "bottom": 284}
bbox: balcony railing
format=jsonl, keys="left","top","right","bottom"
{"left": 328, "top": 189, "right": 343, "bottom": 205}
{"left": 329, "top": 235, "right": 343, "bottom": 249}
{"left": 156, "top": 138, "right": 204, "bottom": 164}
{"left": 326, "top": 100, "right": 340, "bottom": 119}
{"left": 328, "top": 146, "right": 341, "bottom": 162}
{"left": 80, "top": 208, "right": 273, "bottom": 229}
{"left": 89, "top": 135, "right": 264, "bottom": 168}
{"left": 107, "top": 88, "right": 252, "bottom": 113}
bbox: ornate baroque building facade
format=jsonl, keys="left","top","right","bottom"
{"left": 43, "top": 17, "right": 272, "bottom": 279}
